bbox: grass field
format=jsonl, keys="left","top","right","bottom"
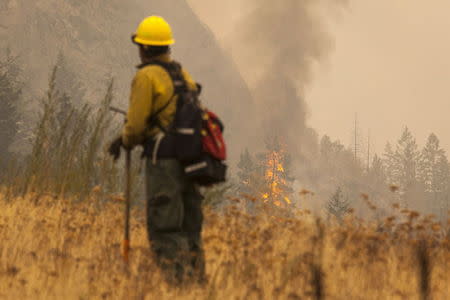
{"left": 0, "top": 191, "right": 449, "bottom": 300}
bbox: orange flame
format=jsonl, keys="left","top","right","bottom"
{"left": 262, "top": 149, "right": 291, "bottom": 207}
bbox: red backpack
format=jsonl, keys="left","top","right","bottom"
{"left": 202, "top": 110, "right": 226, "bottom": 161}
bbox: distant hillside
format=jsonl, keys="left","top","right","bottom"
{"left": 0, "top": 0, "right": 253, "bottom": 158}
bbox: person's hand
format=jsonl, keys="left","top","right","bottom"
{"left": 108, "top": 136, "right": 123, "bottom": 161}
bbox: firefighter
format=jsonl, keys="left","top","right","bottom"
{"left": 108, "top": 16, "right": 205, "bottom": 285}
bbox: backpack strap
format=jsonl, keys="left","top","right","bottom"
{"left": 140, "top": 60, "right": 188, "bottom": 132}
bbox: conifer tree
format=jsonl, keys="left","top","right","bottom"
{"left": 434, "top": 155, "right": 450, "bottom": 194}
{"left": 384, "top": 127, "right": 420, "bottom": 193}
{"left": 327, "top": 186, "right": 350, "bottom": 221}
{"left": 319, "top": 135, "right": 346, "bottom": 175}
{"left": 0, "top": 50, "right": 22, "bottom": 162}
{"left": 368, "top": 154, "right": 387, "bottom": 187}
{"left": 362, "top": 154, "right": 390, "bottom": 207}
{"left": 418, "top": 133, "right": 449, "bottom": 193}
{"left": 395, "top": 127, "right": 420, "bottom": 188}
{"left": 259, "top": 136, "right": 294, "bottom": 207}
{"left": 418, "top": 133, "right": 450, "bottom": 216}
{"left": 383, "top": 142, "right": 397, "bottom": 185}
{"left": 433, "top": 154, "right": 450, "bottom": 218}
{"left": 238, "top": 137, "right": 294, "bottom": 208}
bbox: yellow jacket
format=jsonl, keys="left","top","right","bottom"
{"left": 122, "top": 54, "right": 197, "bottom": 147}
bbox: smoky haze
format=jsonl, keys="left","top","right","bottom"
{"left": 191, "top": 0, "right": 450, "bottom": 156}
{"left": 1, "top": 0, "right": 349, "bottom": 197}
{"left": 191, "top": 0, "right": 347, "bottom": 159}
{"left": 0, "top": 0, "right": 253, "bottom": 160}
{"left": 3, "top": 0, "right": 448, "bottom": 217}
{"left": 0, "top": 0, "right": 345, "bottom": 165}
{"left": 307, "top": 0, "right": 450, "bottom": 155}
{"left": 189, "top": 0, "right": 354, "bottom": 211}
{"left": 189, "top": 0, "right": 450, "bottom": 217}
{"left": 235, "top": 1, "right": 340, "bottom": 157}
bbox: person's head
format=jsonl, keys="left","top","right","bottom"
{"left": 132, "top": 16, "right": 175, "bottom": 62}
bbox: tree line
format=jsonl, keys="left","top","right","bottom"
{"left": 236, "top": 128, "right": 450, "bottom": 220}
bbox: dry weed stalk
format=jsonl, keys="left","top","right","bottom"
{"left": 417, "top": 239, "right": 431, "bottom": 300}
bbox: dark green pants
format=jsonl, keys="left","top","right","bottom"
{"left": 145, "top": 159, "right": 205, "bottom": 284}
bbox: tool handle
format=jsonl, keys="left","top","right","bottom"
{"left": 123, "top": 150, "right": 132, "bottom": 263}
{"left": 122, "top": 239, "right": 130, "bottom": 263}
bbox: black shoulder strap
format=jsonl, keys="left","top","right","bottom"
{"left": 142, "top": 60, "right": 188, "bottom": 132}
{"left": 143, "top": 60, "right": 188, "bottom": 93}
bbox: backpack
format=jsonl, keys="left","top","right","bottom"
{"left": 143, "top": 60, "right": 227, "bottom": 186}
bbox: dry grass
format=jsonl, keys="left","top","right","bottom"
{"left": 0, "top": 191, "right": 449, "bottom": 300}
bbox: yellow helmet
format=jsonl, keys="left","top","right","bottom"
{"left": 132, "top": 16, "right": 175, "bottom": 46}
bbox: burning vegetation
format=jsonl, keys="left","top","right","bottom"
{"left": 262, "top": 148, "right": 292, "bottom": 207}
{"left": 238, "top": 137, "right": 295, "bottom": 210}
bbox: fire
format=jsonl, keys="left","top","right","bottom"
{"left": 262, "top": 149, "right": 292, "bottom": 207}
{"left": 284, "top": 196, "right": 291, "bottom": 204}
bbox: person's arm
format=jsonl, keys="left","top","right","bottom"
{"left": 122, "top": 70, "right": 153, "bottom": 148}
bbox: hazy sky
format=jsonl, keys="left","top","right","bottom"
{"left": 189, "top": 0, "right": 450, "bottom": 154}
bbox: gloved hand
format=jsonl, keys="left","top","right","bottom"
{"left": 108, "top": 136, "right": 123, "bottom": 161}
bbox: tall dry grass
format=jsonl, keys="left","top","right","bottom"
{"left": 17, "top": 66, "right": 119, "bottom": 199}
{"left": 0, "top": 191, "right": 448, "bottom": 300}
{"left": 1, "top": 64, "right": 147, "bottom": 204}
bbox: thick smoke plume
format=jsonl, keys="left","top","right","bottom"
{"left": 231, "top": 0, "right": 345, "bottom": 159}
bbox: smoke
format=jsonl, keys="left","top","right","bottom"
{"left": 0, "top": 0, "right": 253, "bottom": 160}
{"left": 3, "top": 0, "right": 345, "bottom": 175}
{"left": 230, "top": 0, "right": 346, "bottom": 159}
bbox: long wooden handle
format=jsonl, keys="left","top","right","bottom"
{"left": 122, "top": 150, "right": 131, "bottom": 263}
